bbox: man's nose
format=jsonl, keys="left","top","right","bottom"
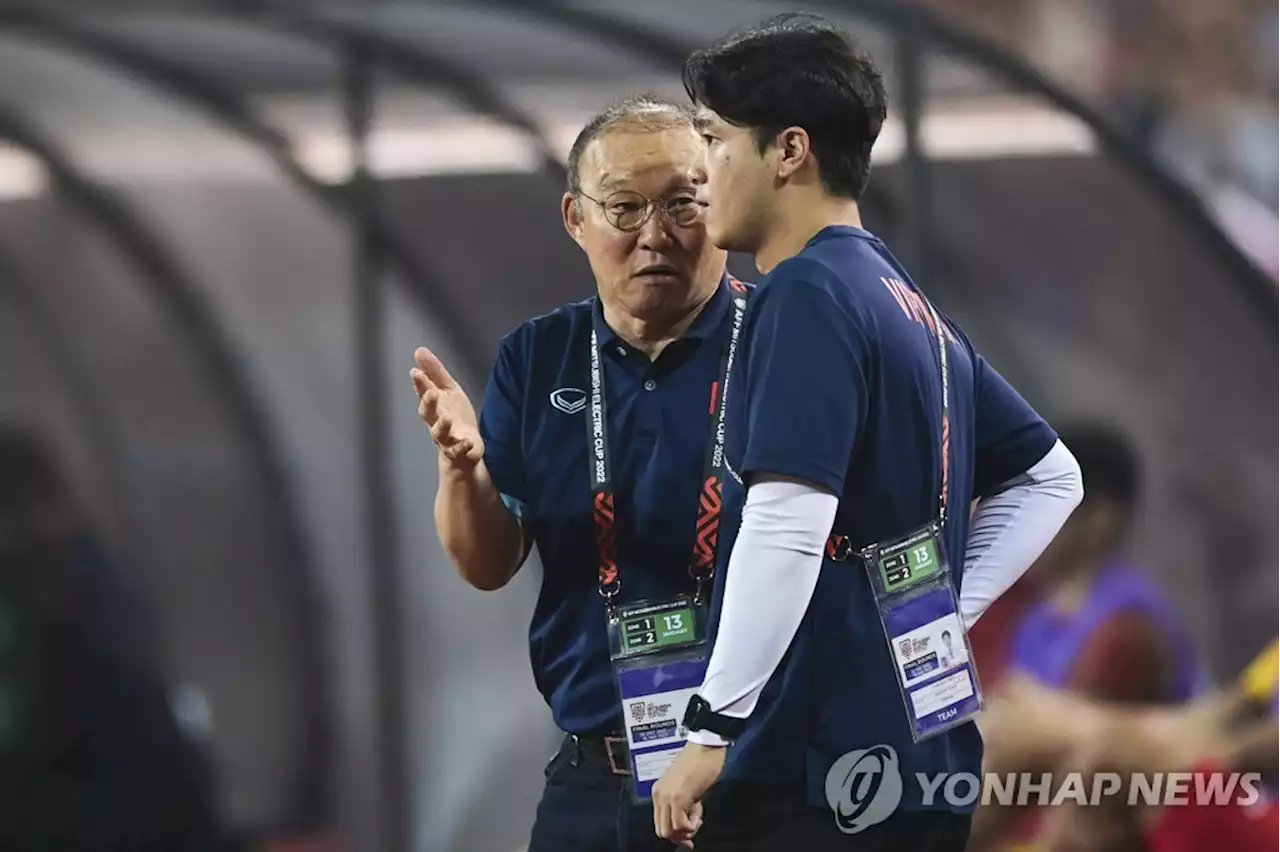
{"left": 636, "top": 206, "right": 676, "bottom": 250}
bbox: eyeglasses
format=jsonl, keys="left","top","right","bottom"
{"left": 576, "top": 189, "right": 704, "bottom": 232}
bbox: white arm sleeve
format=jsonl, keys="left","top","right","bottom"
{"left": 689, "top": 475, "right": 838, "bottom": 747}
{"left": 960, "top": 439, "right": 1083, "bottom": 630}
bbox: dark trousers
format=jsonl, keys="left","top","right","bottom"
{"left": 528, "top": 734, "right": 677, "bottom": 852}
{"left": 697, "top": 781, "right": 972, "bottom": 852}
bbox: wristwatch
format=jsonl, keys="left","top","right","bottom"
{"left": 682, "top": 694, "right": 747, "bottom": 740}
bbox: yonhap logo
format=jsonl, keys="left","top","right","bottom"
{"left": 825, "top": 745, "right": 903, "bottom": 834}
{"left": 549, "top": 387, "right": 586, "bottom": 414}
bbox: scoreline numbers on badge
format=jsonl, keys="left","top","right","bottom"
{"left": 621, "top": 605, "right": 696, "bottom": 655}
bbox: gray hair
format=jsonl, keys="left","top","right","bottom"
{"left": 565, "top": 94, "right": 696, "bottom": 194}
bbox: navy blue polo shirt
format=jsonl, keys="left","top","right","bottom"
{"left": 480, "top": 276, "right": 745, "bottom": 735}
{"left": 710, "top": 226, "right": 1057, "bottom": 810}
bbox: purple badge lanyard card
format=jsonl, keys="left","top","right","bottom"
{"left": 830, "top": 296, "right": 983, "bottom": 741}
{"left": 590, "top": 284, "right": 749, "bottom": 800}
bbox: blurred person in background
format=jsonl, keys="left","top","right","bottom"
{"left": 1004, "top": 423, "right": 1202, "bottom": 704}
{"left": 412, "top": 95, "right": 744, "bottom": 852}
{"left": 0, "top": 426, "right": 226, "bottom": 851}
{"left": 972, "top": 423, "right": 1206, "bottom": 851}
{"left": 967, "top": 640, "right": 1279, "bottom": 852}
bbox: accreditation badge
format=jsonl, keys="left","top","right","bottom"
{"left": 860, "top": 521, "right": 983, "bottom": 741}
{"left": 606, "top": 594, "right": 710, "bottom": 801}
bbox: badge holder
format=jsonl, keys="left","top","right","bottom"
{"left": 859, "top": 521, "right": 983, "bottom": 742}
{"left": 607, "top": 594, "right": 710, "bottom": 802}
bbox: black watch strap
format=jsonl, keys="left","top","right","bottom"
{"left": 683, "top": 694, "right": 747, "bottom": 740}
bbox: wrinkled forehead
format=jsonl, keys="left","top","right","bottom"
{"left": 581, "top": 127, "right": 703, "bottom": 196}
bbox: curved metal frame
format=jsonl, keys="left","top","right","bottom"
{"left": 0, "top": 108, "right": 328, "bottom": 831}
{"left": 257, "top": 16, "right": 583, "bottom": 850}
{"left": 0, "top": 251, "right": 147, "bottom": 570}
{"left": 341, "top": 42, "right": 408, "bottom": 852}
{"left": 0, "top": 10, "right": 586, "bottom": 846}
{"left": 274, "top": 11, "right": 569, "bottom": 186}
{"left": 263, "top": 8, "right": 577, "bottom": 370}
{"left": 509, "top": 0, "right": 1278, "bottom": 328}
{"left": 0, "top": 7, "right": 488, "bottom": 369}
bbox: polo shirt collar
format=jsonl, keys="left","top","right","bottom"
{"left": 592, "top": 273, "right": 733, "bottom": 349}
{"left": 805, "top": 225, "right": 876, "bottom": 247}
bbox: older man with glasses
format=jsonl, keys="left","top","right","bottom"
{"left": 410, "top": 95, "right": 748, "bottom": 852}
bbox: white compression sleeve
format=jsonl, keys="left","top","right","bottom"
{"left": 689, "top": 475, "right": 838, "bottom": 747}
{"left": 959, "top": 439, "right": 1083, "bottom": 630}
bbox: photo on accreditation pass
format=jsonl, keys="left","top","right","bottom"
{"left": 895, "top": 616, "right": 968, "bottom": 684}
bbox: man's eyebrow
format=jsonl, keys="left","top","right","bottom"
{"left": 693, "top": 113, "right": 714, "bottom": 132}
{"left": 596, "top": 174, "right": 626, "bottom": 192}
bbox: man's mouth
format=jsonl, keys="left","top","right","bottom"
{"left": 634, "top": 264, "right": 680, "bottom": 279}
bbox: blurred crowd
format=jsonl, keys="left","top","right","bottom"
{"left": 923, "top": 0, "right": 1279, "bottom": 277}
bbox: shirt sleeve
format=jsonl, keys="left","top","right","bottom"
{"left": 960, "top": 439, "right": 1082, "bottom": 629}
{"left": 478, "top": 330, "right": 529, "bottom": 518}
{"left": 688, "top": 475, "right": 838, "bottom": 746}
{"left": 739, "top": 261, "right": 869, "bottom": 495}
{"left": 973, "top": 355, "right": 1059, "bottom": 497}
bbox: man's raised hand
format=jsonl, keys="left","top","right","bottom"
{"left": 411, "top": 346, "right": 484, "bottom": 467}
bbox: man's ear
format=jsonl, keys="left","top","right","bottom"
{"left": 562, "top": 192, "right": 586, "bottom": 247}
{"left": 774, "top": 126, "right": 812, "bottom": 181}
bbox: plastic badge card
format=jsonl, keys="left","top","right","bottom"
{"left": 608, "top": 596, "right": 709, "bottom": 801}
{"left": 863, "top": 524, "right": 983, "bottom": 741}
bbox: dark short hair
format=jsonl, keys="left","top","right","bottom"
{"left": 941, "top": 630, "right": 952, "bottom": 641}
{"left": 565, "top": 94, "right": 695, "bottom": 195}
{"left": 682, "top": 13, "right": 887, "bottom": 200}
{"left": 1058, "top": 422, "right": 1142, "bottom": 510}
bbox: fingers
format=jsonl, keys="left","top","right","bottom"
{"left": 654, "top": 795, "right": 673, "bottom": 843}
{"left": 671, "top": 801, "right": 701, "bottom": 848}
{"left": 429, "top": 412, "right": 454, "bottom": 446}
{"left": 414, "top": 346, "right": 458, "bottom": 390}
{"left": 439, "top": 437, "right": 481, "bottom": 464}
{"left": 459, "top": 437, "right": 483, "bottom": 464}
{"left": 410, "top": 367, "right": 433, "bottom": 398}
{"left": 425, "top": 406, "right": 483, "bottom": 463}
{"left": 654, "top": 793, "right": 701, "bottom": 846}
{"left": 418, "top": 388, "right": 441, "bottom": 427}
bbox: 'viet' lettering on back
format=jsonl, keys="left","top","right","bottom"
{"left": 880, "top": 277, "right": 958, "bottom": 346}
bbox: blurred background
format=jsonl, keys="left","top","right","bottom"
{"left": 0, "top": 1, "right": 1273, "bottom": 851}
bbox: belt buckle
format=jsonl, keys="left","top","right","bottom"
{"left": 604, "top": 735, "right": 632, "bottom": 776}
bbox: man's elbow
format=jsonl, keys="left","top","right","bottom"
{"left": 441, "top": 539, "right": 521, "bottom": 591}
{"left": 1041, "top": 439, "right": 1084, "bottom": 510}
{"left": 459, "top": 568, "right": 513, "bottom": 592}
{"left": 1062, "top": 446, "right": 1085, "bottom": 511}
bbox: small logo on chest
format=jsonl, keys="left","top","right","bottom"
{"left": 549, "top": 387, "right": 587, "bottom": 414}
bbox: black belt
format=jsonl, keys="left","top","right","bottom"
{"left": 560, "top": 731, "right": 631, "bottom": 776}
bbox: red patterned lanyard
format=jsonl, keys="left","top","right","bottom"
{"left": 587, "top": 278, "right": 750, "bottom": 611}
